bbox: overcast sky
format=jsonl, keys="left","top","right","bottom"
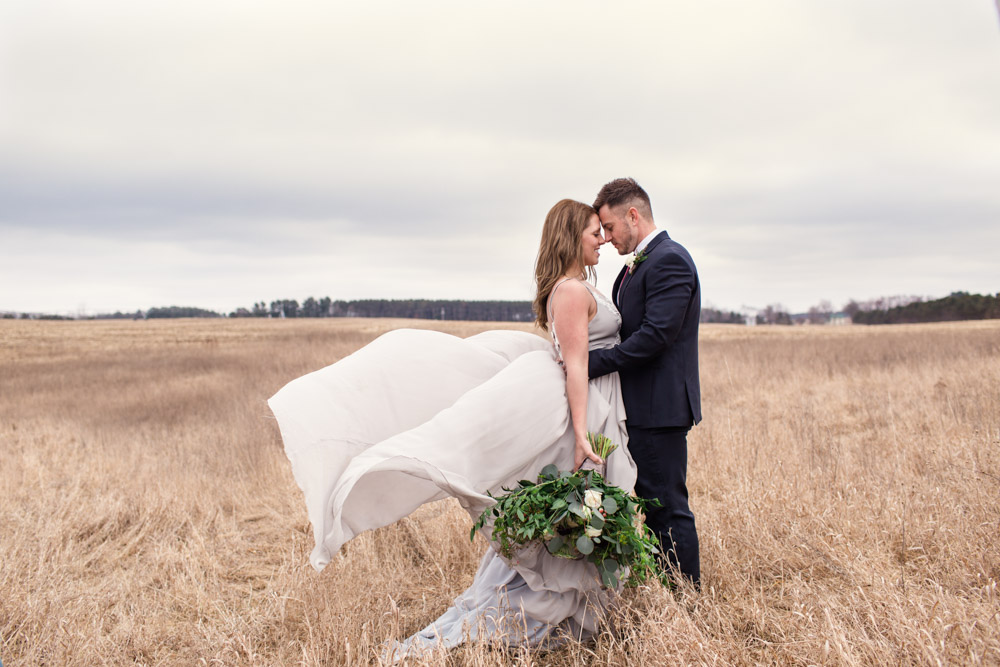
{"left": 2, "top": 1, "right": 998, "bottom": 316}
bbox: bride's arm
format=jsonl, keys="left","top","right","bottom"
{"left": 551, "top": 281, "right": 604, "bottom": 470}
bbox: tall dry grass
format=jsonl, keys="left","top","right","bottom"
{"left": 1, "top": 318, "right": 997, "bottom": 665}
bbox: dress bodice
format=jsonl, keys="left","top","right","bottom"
{"left": 549, "top": 279, "right": 621, "bottom": 362}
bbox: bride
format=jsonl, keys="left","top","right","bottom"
{"left": 268, "top": 198, "right": 637, "bottom": 654}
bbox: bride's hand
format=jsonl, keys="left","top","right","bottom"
{"left": 574, "top": 436, "right": 604, "bottom": 471}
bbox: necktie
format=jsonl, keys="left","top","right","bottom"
{"left": 618, "top": 256, "right": 637, "bottom": 306}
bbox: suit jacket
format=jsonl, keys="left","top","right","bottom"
{"left": 588, "top": 231, "right": 702, "bottom": 428}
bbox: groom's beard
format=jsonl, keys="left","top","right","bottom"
{"left": 616, "top": 226, "right": 635, "bottom": 255}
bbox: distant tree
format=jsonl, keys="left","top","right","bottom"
{"left": 843, "top": 300, "right": 861, "bottom": 318}
{"left": 252, "top": 301, "right": 268, "bottom": 317}
{"left": 230, "top": 307, "right": 252, "bottom": 317}
{"left": 756, "top": 304, "right": 792, "bottom": 325}
{"left": 807, "top": 299, "right": 833, "bottom": 324}
{"left": 701, "top": 307, "right": 745, "bottom": 324}
{"left": 319, "top": 296, "right": 332, "bottom": 317}
{"left": 301, "top": 297, "right": 319, "bottom": 318}
{"left": 270, "top": 299, "right": 299, "bottom": 318}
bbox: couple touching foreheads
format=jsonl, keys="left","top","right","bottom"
{"left": 269, "top": 177, "right": 702, "bottom": 654}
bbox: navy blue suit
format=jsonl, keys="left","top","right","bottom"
{"left": 589, "top": 230, "right": 701, "bottom": 583}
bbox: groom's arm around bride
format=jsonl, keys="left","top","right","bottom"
{"left": 587, "top": 177, "right": 702, "bottom": 586}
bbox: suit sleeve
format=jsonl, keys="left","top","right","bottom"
{"left": 589, "top": 251, "right": 694, "bottom": 378}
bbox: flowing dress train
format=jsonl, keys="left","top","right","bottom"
{"left": 268, "top": 281, "right": 634, "bottom": 653}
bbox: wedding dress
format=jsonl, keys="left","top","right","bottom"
{"left": 268, "top": 280, "right": 636, "bottom": 654}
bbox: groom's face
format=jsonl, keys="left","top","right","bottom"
{"left": 597, "top": 204, "right": 636, "bottom": 256}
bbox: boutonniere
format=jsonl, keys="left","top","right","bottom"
{"left": 626, "top": 249, "right": 649, "bottom": 274}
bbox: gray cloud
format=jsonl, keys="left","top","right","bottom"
{"left": 2, "top": 0, "right": 998, "bottom": 314}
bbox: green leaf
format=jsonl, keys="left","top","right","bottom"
{"left": 576, "top": 535, "right": 594, "bottom": 555}
{"left": 541, "top": 464, "right": 560, "bottom": 479}
{"left": 602, "top": 497, "right": 619, "bottom": 514}
{"left": 551, "top": 498, "right": 567, "bottom": 510}
{"left": 600, "top": 570, "right": 618, "bottom": 589}
{"left": 517, "top": 480, "right": 534, "bottom": 488}
{"left": 546, "top": 536, "right": 564, "bottom": 553}
{"left": 590, "top": 515, "right": 605, "bottom": 529}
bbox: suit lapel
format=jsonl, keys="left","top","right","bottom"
{"left": 611, "top": 266, "right": 627, "bottom": 309}
{"left": 617, "top": 231, "right": 669, "bottom": 310}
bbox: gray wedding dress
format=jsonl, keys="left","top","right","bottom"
{"left": 268, "top": 280, "right": 636, "bottom": 655}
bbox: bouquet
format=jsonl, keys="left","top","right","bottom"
{"left": 471, "top": 433, "right": 663, "bottom": 589}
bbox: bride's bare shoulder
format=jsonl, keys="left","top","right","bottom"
{"left": 550, "top": 279, "right": 596, "bottom": 319}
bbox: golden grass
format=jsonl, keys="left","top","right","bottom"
{"left": 1, "top": 318, "right": 998, "bottom": 665}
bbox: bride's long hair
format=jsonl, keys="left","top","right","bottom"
{"left": 533, "top": 199, "right": 597, "bottom": 332}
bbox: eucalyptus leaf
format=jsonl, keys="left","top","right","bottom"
{"left": 602, "top": 497, "right": 619, "bottom": 514}
{"left": 576, "top": 535, "right": 594, "bottom": 555}
{"left": 546, "top": 536, "right": 564, "bottom": 553}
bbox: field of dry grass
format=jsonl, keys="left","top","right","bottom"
{"left": 1, "top": 317, "right": 998, "bottom": 665}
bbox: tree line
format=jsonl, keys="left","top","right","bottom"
{"left": 230, "top": 298, "right": 536, "bottom": 322}
{"left": 6, "top": 291, "right": 997, "bottom": 325}
{"left": 848, "top": 292, "right": 1000, "bottom": 325}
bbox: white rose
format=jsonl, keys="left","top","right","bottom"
{"left": 585, "top": 526, "right": 602, "bottom": 538}
{"left": 583, "top": 489, "right": 603, "bottom": 509}
{"left": 580, "top": 505, "right": 593, "bottom": 520}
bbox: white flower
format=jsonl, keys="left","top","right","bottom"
{"left": 583, "top": 489, "right": 603, "bottom": 509}
{"left": 585, "top": 526, "right": 602, "bottom": 538}
{"left": 580, "top": 505, "right": 593, "bottom": 520}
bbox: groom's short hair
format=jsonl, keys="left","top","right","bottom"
{"left": 593, "top": 177, "right": 653, "bottom": 220}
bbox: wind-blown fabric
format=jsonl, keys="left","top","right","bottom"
{"left": 269, "top": 290, "right": 634, "bottom": 650}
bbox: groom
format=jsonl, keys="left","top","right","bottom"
{"left": 588, "top": 177, "right": 702, "bottom": 585}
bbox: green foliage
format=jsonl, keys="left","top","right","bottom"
{"left": 471, "top": 459, "right": 665, "bottom": 590}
